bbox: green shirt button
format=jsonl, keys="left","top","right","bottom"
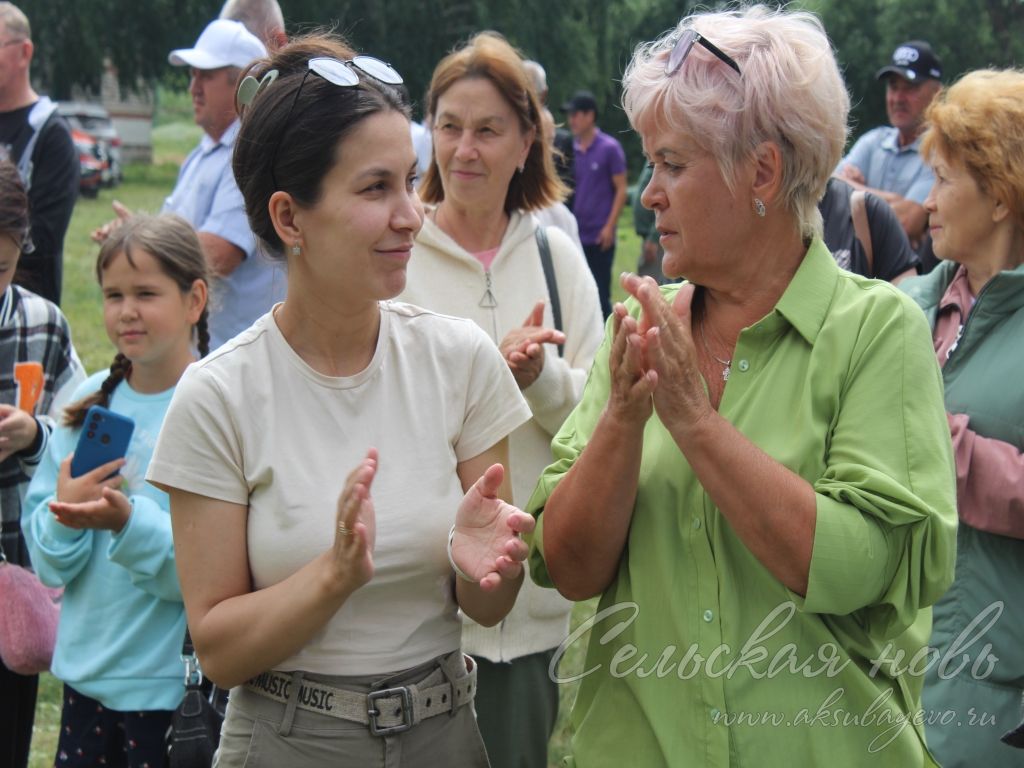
{"left": 703, "top": 609, "right": 714, "bottom": 622}
{"left": 692, "top": 517, "right": 702, "bottom": 530}
{"left": 738, "top": 359, "right": 750, "bottom": 372}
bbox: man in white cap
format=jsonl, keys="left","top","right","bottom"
{"left": 837, "top": 40, "right": 943, "bottom": 255}
{"left": 94, "top": 19, "right": 286, "bottom": 349}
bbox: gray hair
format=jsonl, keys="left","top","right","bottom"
{"left": 523, "top": 60, "right": 547, "bottom": 98}
{"left": 0, "top": 2, "right": 30, "bottom": 39}
{"left": 622, "top": 5, "right": 849, "bottom": 240}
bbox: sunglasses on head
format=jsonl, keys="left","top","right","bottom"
{"left": 666, "top": 29, "right": 741, "bottom": 77}
{"left": 271, "top": 55, "right": 404, "bottom": 188}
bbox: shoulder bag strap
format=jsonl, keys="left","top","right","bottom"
{"left": 535, "top": 226, "right": 564, "bottom": 357}
{"left": 850, "top": 190, "right": 874, "bottom": 277}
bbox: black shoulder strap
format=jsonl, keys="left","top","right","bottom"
{"left": 535, "top": 226, "right": 564, "bottom": 357}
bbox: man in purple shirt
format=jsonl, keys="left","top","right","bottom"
{"left": 563, "top": 90, "right": 626, "bottom": 318}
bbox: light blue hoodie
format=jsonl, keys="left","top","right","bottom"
{"left": 22, "top": 371, "right": 185, "bottom": 711}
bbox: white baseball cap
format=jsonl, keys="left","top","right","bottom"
{"left": 168, "top": 19, "right": 266, "bottom": 70}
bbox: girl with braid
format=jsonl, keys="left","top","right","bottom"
{"left": 21, "top": 213, "right": 209, "bottom": 768}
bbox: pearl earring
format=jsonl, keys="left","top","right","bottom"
{"left": 754, "top": 198, "right": 766, "bottom": 217}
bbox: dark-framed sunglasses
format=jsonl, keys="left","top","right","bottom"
{"left": 666, "top": 30, "right": 741, "bottom": 77}
{"left": 271, "top": 56, "right": 404, "bottom": 187}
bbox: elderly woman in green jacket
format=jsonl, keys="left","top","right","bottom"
{"left": 900, "top": 69, "right": 1024, "bottom": 768}
{"left": 526, "top": 6, "right": 958, "bottom": 767}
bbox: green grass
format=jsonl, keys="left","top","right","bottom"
{"left": 152, "top": 85, "right": 197, "bottom": 129}
{"left": 27, "top": 121, "right": 641, "bottom": 766}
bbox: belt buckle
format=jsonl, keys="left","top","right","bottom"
{"left": 367, "top": 686, "right": 413, "bottom": 736}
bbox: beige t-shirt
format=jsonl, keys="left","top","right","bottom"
{"left": 148, "top": 302, "right": 531, "bottom": 675}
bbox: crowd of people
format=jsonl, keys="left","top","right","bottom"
{"left": 0, "top": 1, "right": 1021, "bottom": 767}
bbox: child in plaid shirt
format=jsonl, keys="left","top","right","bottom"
{"left": 0, "top": 158, "right": 84, "bottom": 768}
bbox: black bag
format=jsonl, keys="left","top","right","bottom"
{"left": 165, "top": 630, "right": 228, "bottom": 768}
{"left": 1004, "top": 717, "right": 1024, "bottom": 749}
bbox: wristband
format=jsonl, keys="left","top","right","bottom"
{"left": 447, "top": 525, "right": 476, "bottom": 583}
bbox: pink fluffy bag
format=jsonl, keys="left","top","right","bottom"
{"left": 0, "top": 557, "right": 62, "bottom": 675}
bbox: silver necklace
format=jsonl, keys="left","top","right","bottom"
{"left": 699, "top": 316, "right": 732, "bottom": 382}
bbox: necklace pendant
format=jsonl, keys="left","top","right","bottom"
{"left": 722, "top": 365, "right": 730, "bottom": 382}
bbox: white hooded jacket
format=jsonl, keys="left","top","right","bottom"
{"left": 401, "top": 209, "right": 604, "bottom": 661}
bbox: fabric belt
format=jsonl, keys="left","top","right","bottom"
{"left": 243, "top": 653, "right": 477, "bottom": 736}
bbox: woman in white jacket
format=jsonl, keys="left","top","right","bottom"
{"left": 400, "top": 31, "right": 604, "bottom": 768}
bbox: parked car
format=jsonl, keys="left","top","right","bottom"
{"left": 57, "top": 101, "right": 122, "bottom": 190}
{"left": 69, "top": 128, "right": 106, "bottom": 198}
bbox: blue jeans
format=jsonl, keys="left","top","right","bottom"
{"left": 583, "top": 242, "right": 615, "bottom": 319}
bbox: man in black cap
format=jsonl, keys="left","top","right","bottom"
{"left": 562, "top": 89, "right": 626, "bottom": 319}
{"left": 837, "top": 40, "right": 942, "bottom": 253}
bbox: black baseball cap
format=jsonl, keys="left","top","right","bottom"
{"left": 876, "top": 41, "right": 942, "bottom": 82}
{"left": 560, "top": 90, "right": 598, "bottom": 114}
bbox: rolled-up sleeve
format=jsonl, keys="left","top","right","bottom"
{"left": 802, "top": 292, "right": 958, "bottom": 633}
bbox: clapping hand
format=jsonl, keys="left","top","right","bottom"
{"left": 451, "top": 463, "right": 535, "bottom": 591}
{"left": 499, "top": 301, "right": 566, "bottom": 390}
{"left": 329, "top": 449, "right": 378, "bottom": 592}
{"left": 618, "top": 274, "right": 713, "bottom": 432}
{"left": 607, "top": 296, "right": 657, "bottom": 425}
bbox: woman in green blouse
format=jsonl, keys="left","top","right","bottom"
{"left": 527, "top": 6, "right": 958, "bottom": 767}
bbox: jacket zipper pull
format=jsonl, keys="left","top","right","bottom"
{"left": 479, "top": 271, "right": 498, "bottom": 309}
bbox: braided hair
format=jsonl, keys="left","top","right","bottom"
{"left": 64, "top": 214, "right": 211, "bottom": 427}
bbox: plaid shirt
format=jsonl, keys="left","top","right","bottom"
{"left": 0, "top": 285, "right": 85, "bottom": 566}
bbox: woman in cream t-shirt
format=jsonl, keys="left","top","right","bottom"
{"left": 148, "top": 33, "right": 534, "bottom": 767}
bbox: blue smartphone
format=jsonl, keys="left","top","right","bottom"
{"left": 69, "top": 406, "right": 135, "bottom": 479}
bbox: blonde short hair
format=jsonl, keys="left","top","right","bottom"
{"left": 622, "top": 5, "right": 849, "bottom": 240}
{"left": 922, "top": 69, "right": 1024, "bottom": 234}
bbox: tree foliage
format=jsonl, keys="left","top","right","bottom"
{"left": 20, "top": 0, "right": 219, "bottom": 96}
{"left": 18, "top": 0, "right": 1024, "bottom": 167}
{"left": 804, "top": 0, "right": 1024, "bottom": 141}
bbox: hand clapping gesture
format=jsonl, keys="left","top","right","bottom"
{"left": 499, "top": 301, "right": 566, "bottom": 390}
{"left": 450, "top": 463, "right": 535, "bottom": 591}
{"left": 330, "top": 449, "right": 378, "bottom": 593}
{"left": 615, "top": 273, "right": 714, "bottom": 433}
{"left": 607, "top": 298, "right": 657, "bottom": 426}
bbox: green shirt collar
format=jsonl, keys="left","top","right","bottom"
{"left": 763, "top": 237, "right": 838, "bottom": 345}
